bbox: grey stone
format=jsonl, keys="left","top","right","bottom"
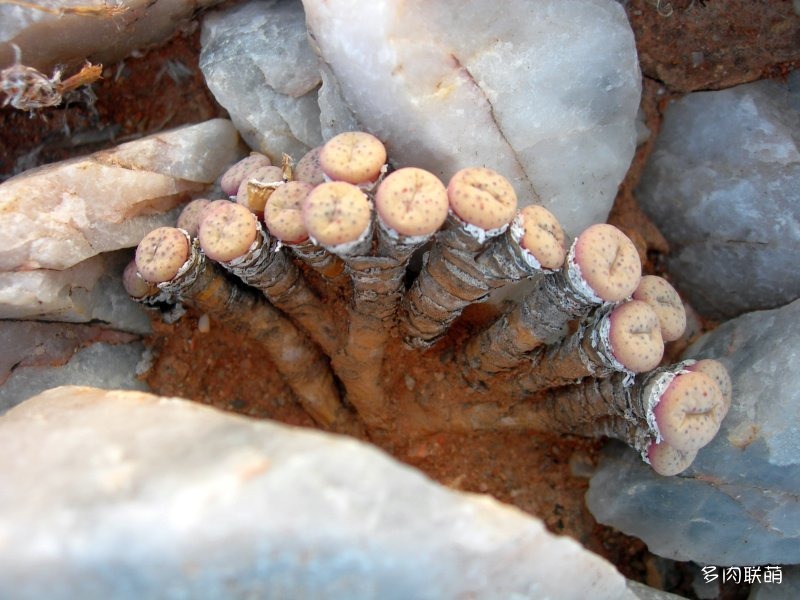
{"left": 637, "top": 79, "right": 800, "bottom": 319}
{"left": 0, "top": 343, "right": 148, "bottom": 416}
{"left": 749, "top": 565, "right": 800, "bottom": 599}
{"left": 303, "top": 0, "right": 641, "bottom": 237}
{"left": 587, "top": 299, "right": 800, "bottom": 566}
{"left": 0, "top": 386, "right": 636, "bottom": 599}
{"left": 200, "top": 0, "right": 324, "bottom": 161}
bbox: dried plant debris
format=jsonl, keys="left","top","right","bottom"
{"left": 1, "top": 45, "right": 101, "bottom": 111}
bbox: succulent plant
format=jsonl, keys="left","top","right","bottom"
{"left": 219, "top": 152, "right": 273, "bottom": 197}
{"left": 130, "top": 131, "right": 731, "bottom": 476}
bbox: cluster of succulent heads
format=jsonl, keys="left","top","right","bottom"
{"left": 126, "top": 131, "right": 732, "bottom": 478}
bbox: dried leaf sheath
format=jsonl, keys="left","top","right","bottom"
{"left": 218, "top": 224, "right": 340, "bottom": 358}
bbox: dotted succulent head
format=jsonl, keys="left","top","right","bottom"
{"left": 176, "top": 198, "right": 211, "bottom": 238}
{"left": 607, "top": 300, "right": 664, "bottom": 373}
{"left": 687, "top": 359, "right": 732, "bottom": 416}
{"left": 235, "top": 165, "right": 285, "bottom": 214}
{"left": 198, "top": 200, "right": 258, "bottom": 262}
{"left": 374, "top": 167, "right": 449, "bottom": 237}
{"left": 135, "top": 227, "right": 190, "bottom": 284}
{"left": 632, "top": 275, "right": 686, "bottom": 342}
{"left": 647, "top": 440, "right": 697, "bottom": 476}
{"left": 653, "top": 370, "right": 726, "bottom": 452}
{"left": 518, "top": 205, "right": 566, "bottom": 270}
{"left": 303, "top": 181, "right": 373, "bottom": 247}
{"left": 264, "top": 181, "right": 314, "bottom": 243}
{"left": 319, "top": 131, "right": 387, "bottom": 185}
{"left": 446, "top": 167, "right": 518, "bottom": 231}
{"left": 122, "top": 259, "right": 156, "bottom": 299}
{"left": 220, "top": 152, "right": 272, "bottom": 197}
{"left": 573, "top": 224, "right": 641, "bottom": 302}
{"left": 294, "top": 145, "right": 326, "bottom": 186}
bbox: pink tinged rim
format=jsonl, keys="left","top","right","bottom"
{"left": 607, "top": 300, "right": 664, "bottom": 373}
{"left": 135, "top": 227, "right": 191, "bottom": 284}
{"left": 632, "top": 275, "right": 687, "bottom": 342}
{"left": 647, "top": 440, "right": 697, "bottom": 476}
{"left": 122, "top": 260, "right": 155, "bottom": 299}
{"left": 220, "top": 153, "right": 272, "bottom": 197}
{"left": 264, "top": 181, "right": 314, "bottom": 243}
{"left": 517, "top": 205, "right": 567, "bottom": 271}
{"left": 198, "top": 200, "right": 259, "bottom": 263}
{"left": 176, "top": 198, "right": 212, "bottom": 238}
{"left": 302, "top": 181, "right": 373, "bottom": 247}
{"left": 687, "top": 359, "right": 733, "bottom": 416}
{"left": 374, "top": 167, "right": 449, "bottom": 237}
{"left": 446, "top": 167, "right": 518, "bottom": 232}
{"left": 319, "top": 131, "right": 387, "bottom": 185}
{"left": 571, "top": 224, "right": 642, "bottom": 302}
{"left": 652, "top": 370, "right": 726, "bottom": 452}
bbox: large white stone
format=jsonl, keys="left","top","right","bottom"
{"left": 0, "top": 386, "right": 636, "bottom": 599}
{"left": 303, "top": 0, "right": 641, "bottom": 236}
{"left": 0, "top": 119, "right": 240, "bottom": 272}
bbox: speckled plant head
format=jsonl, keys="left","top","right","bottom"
{"left": 653, "top": 370, "right": 725, "bottom": 452}
{"left": 607, "top": 300, "right": 664, "bottom": 373}
{"left": 572, "top": 224, "right": 641, "bottom": 302}
{"left": 303, "top": 181, "right": 372, "bottom": 247}
{"left": 220, "top": 152, "right": 272, "bottom": 197}
{"left": 264, "top": 181, "right": 314, "bottom": 243}
{"left": 374, "top": 167, "right": 449, "bottom": 237}
{"left": 319, "top": 132, "right": 387, "bottom": 185}
{"left": 446, "top": 167, "right": 517, "bottom": 231}
{"left": 633, "top": 276, "right": 686, "bottom": 342}
{"left": 135, "top": 227, "right": 190, "bottom": 284}
{"left": 518, "top": 205, "right": 566, "bottom": 270}
{"left": 198, "top": 200, "right": 258, "bottom": 262}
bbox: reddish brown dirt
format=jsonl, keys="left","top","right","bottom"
{"left": 4, "top": 5, "right": 786, "bottom": 597}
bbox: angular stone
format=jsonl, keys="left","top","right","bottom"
{"left": 0, "top": 250, "right": 154, "bottom": 333}
{"left": 0, "top": 119, "right": 241, "bottom": 272}
{"left": 303, "top": 0, "right": 641, "bottom": 236}
{"left": 200, "top": 0, "right": 324, "bottom": 160}
{"left": 587, "top": 299, "right": 800, "bottom": 566}
{"left": 0, "top": 386, "right": 636, "bottom": 599}
{"left": 636, "top": 78, "right": 800, "bottom": 319}
{"left": 0, "top": 344, "right": 148, "bottom": 415}
{"left": 0, "top": 0, "right": 226, "bottom": 73}
{"left": 0, "top": 321, "right": 137, "bottom": 387}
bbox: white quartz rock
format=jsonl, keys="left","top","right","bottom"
{"left": 0, "top": 119, "right": 240, "bottom": 272}
{"left": 0, "top": 0, "right": 226, "bottom": 73}
{"left": 201, "top": 0, "right": 324, "bottom": 160}
{"left": 0, "top": 386, "right": 636, "bottom": 599}
{"left": 0, "top": 250, "right": 154, "bottom": 333}
{"left": 303, "top": 0, "right": 641, "bottom": 236}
